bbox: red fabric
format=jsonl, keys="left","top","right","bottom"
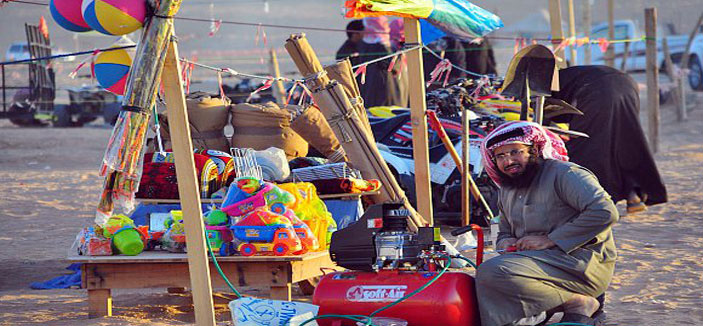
{"left": 136, "top": 153, "right": 211, "bottom": 199}
{"left": 136, "top": 153, "right": 179, "bottom": 199}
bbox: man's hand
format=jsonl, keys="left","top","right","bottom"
{"left": 496, "top": 238, "right": 518, "bottom": 252}
{"left": 515, "top": 235, "right": 556, "bottom": 251}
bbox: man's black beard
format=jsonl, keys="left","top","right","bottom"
{"left": 499, "top": 157, "right": 542, "bottom": 189}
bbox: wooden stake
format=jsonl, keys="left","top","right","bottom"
{"left": 548, "top": 0, "right": 566, "bottom": 68}
{"left": 606, "top": 0, "right": 615, "bottom": 67}
{"left": 582, "top": 0, "right": 592, "bottom": 65}
{"left": 567, "top": 0, "right": 577, "bottom": 65}
{"left": 662, "top": 37, "right": 682, "bottom": 110}
{"left": 620, "top": 42, "right": 630, "bottom": 71}
{"left": 404, "top": 17, "right": 433, "bottom": 226}
{"left": 162, "top": 39, "right": 217, "bottom": 326}
{"left": 645, "top": 8, "right": 659, "bottom": 153}
{"left": 269, "top": 48, "right": 287, "bottom": 104}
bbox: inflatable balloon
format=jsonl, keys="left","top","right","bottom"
{"left": 50, "top": 0, "right": 92, "bottom": 32}
{"left": 92, "top": 46, "right": 132, "bottom": 95}
{"left": 82, "top": 0, "right": 146, "bottom": 35}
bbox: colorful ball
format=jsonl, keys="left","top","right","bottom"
{"left": 50, "top": 0, "right": 93, "bottom": 32}
{"left": 81, "top": 0, "right": 146, "bottom": 36}
{"left": 92, "top": 47, "right": 132, "bottom": 95}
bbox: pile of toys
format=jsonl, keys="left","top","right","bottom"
{"left": 222, "top": 177, "right": 335, "bottom": 256}
{"left": 76, "top": 215, "right": 148, "bottom": 256}
{"left": 77, "top": 177, "right": 337, "bottom": 257}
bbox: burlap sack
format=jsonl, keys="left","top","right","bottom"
{"left": 230, "top": 101, "right": 308, "bottom": 159}
{"left": 158, "top": 93, "right": 231, "bottom": 152}
{"left": 289, "top": 104, "right": 347, "bottom": 162}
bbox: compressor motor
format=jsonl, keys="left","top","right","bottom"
{"left": 329, "top": 203, "right": 443, "bottom": 271}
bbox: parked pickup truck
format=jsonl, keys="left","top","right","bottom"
{"left": 567, "top": 20, "right": 703, "bottom": 90}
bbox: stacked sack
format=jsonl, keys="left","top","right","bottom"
{"left": 158, "top": 92, "right": 231, "bottom": 153}
{"left": 230, "top": 102, "right": 308, "bottom": 160}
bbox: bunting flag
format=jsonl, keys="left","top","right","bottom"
{"left": 597, "top": 38, "right": 611, "bottom": 53}
{"left": 39, "top": 16, "right": 50, "bottom": 40}
{"left": 354, "top": 64, "right": 368, "bottom": 85}
{"left": 208, "top": 19, "right": 222, "bottom": 37}
{"left": 426, "top": 58, "right": 452, "bottom": 87}
{"left": 245, "top": 78, "right": 275, "bottom": 103}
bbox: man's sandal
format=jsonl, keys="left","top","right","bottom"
{"left": 560, "top": 312, "right": 603, "bottom": 326}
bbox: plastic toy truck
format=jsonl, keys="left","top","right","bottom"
{"left": 206, "top": 225, "right": 235, "bottom": 256}
{"left": 231, "top": 225, "right": 302, "bottom": 256}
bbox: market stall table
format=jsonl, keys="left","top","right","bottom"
{"left": 68, "top": 251, "right": 337, "bottom": 318}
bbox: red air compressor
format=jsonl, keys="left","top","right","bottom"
{"left": 313, "top": 203, "right": 484, "bottom": 326}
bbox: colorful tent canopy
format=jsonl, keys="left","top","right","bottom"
{"left": 344, "top": 0, "right": 503, "bottom": 40}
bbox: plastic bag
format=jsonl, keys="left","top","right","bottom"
{"left": 229, "top": 298, "right": 319, "bottom": 326}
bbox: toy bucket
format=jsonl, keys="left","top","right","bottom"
{"left": 112, "top": 227, "right": 145, "bottom": 256}
{"left": 222, "top": 183, "right": 273, "bottom": 217}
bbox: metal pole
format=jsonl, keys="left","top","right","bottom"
{"left": 462, "top": 110, "right": 470, "bottom": 227}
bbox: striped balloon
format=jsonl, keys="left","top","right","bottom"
{"left": 50, "top": 0, "right": 92, "bottom": 32}
{"left": 92, "top": 47, "right": 133, "bottom": 95}
{"left": 81, "top": 0, "right": 146, "bottom": 36}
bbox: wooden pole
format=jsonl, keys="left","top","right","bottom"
{"left": 662, "top": 37, "right": 682, "bottom": 110}
{"left": 404, "top": 17, "right": 433, "bottom": 226}
{"left": 620, "top": 42, "right": 630, "bottom": 71}
{"left": 269, "top": 48, "right": 287, "bottom": 105}
{"left": 582, "top": 0, "right": 592, "bottom": 65}
{"left": 645, "top": 8, "right": 659, "bottom": 153}
{"left": 677, "top": 12, "right": 703, "bottom": 121}
{"left": 548, "top": 0, "right": 567, "bottom": 68}
{"left": 567, "top": 0, "right": 577, "bottom": 65}
{"left": 605, "top": 0, "right": 615, "bottom": 67}
{"left": 162, "top": 39, "right": 217, "bottom": 326}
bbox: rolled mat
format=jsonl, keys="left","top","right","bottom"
{"left": 231, "top": 102, "right": 308, "bottom": 160}
{"left": 324, "top": 58, "right": 372, "bottom": 134}
{"left": 290, "top": 104, "right": 348, "bottom": 163}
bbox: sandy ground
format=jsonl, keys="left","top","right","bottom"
{"left": 1, "top": 92, "right": 703, "bottom": 325}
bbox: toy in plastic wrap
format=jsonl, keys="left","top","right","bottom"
{"left": 102, "top": 215, "right": 146, "bottom": 255}
{"left": 278, "top": 182, "right": 337, "bottom": 249}
{"left": 282, "top": 210, "right": 320, "bottom": 254}
{"left": 76, "top": 226, "right": 113, "bottom": 256}
{"left": 161, "top": 210, "right": 187, "bottom": 253}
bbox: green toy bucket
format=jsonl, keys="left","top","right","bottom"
{"left": 113, "top": 227, "right": 145, "bottom": 256}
